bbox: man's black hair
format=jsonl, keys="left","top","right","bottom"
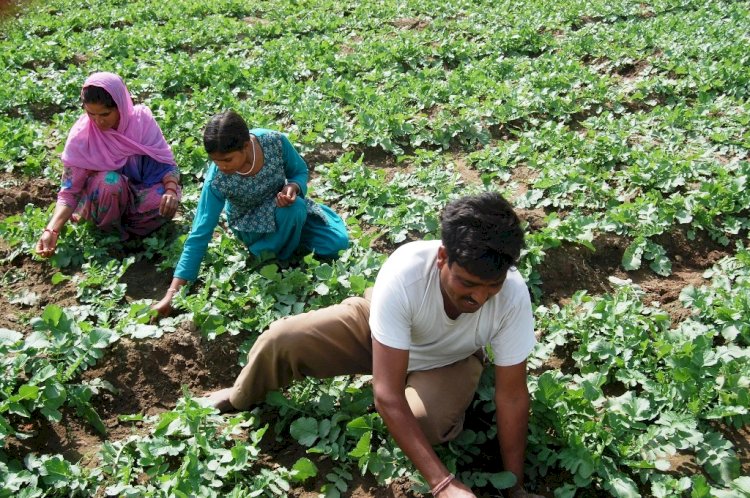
{"left": 440, "top": 192, "right": 524, "bottom": 280}
{"left": 203, "top": 110, "right": 250, "bottom": 154}
{"left": 81, "top": 85, "right": 116, "bottom": 109}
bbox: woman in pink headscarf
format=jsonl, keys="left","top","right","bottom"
{"left": 36, "top": 72, "right": 182, "bottom": 257}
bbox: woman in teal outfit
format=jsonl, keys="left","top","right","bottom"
{"left": 152, "top": 110, "right": 349, "bottom": 316}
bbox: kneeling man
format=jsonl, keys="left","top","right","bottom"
{"left": 206, "top": 192, "right": 540, "bottom": 498}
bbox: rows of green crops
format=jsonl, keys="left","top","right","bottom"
{"left": 1, "top": 0, "right": 748, "bottom": 496}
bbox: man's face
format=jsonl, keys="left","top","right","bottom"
{"left": 437, "top": 246, "right": 506, "bottom": 317}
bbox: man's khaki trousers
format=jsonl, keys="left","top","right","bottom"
{"left": 229, "top": 295, "right": 484, "bottom": 444}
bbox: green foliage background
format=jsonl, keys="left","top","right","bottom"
{"left": 0, "top": 0, "right": 748, "bottom": 496}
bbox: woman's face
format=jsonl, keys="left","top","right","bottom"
{"left": 84, "top": 102, "right": 120, "bottom": 131}
{"left": 209, "top": 140, "right": 253, "bottom": 175}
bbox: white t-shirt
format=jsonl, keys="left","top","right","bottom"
{"left": 370, "top": 240, "right": 536, "bottom": 372}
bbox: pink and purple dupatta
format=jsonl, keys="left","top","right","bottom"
{"left": 61, "top": 72, "right": 176, "bottom": 172}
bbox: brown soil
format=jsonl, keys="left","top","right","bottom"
{"left": 0, "top": 257, "right": 79, "bottom": 332}
{"left": 0, "top": 174, "right": 58, "bottom": 219}
{"left": 390, "top": 18, "right": 430, "bottom": 31}
{"left": 453, "top": 154, "right": 482, "bottom": 185}
{"left": 304, "top": 142, "right": 345, "bottom": 170}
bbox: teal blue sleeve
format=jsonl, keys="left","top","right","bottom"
{"left": 280, "top": 133, "right": 308, "bottom": 197}
{"left": 173, "top": 164, "right": 225, "bottom": 281}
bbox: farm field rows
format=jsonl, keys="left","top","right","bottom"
{"left": 0, "top": 0, "right": 748, "bottom": 496}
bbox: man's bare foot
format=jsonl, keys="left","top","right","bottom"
{"left": 200, "top": 388, "right": 235, "bottom": 413}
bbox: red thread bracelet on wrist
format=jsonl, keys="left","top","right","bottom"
{"left": 44, "top": 227, "right": 59, "bottom": 236}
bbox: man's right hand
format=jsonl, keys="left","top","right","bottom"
{"left": 438, "top": 479, "right": 476, "bottom": 497}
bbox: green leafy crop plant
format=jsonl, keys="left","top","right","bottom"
{"left": 1, "top": 0, "right": 748, "bottom": 495}
{"left": 0, "top": 305, "right": 117, "bottom": 446}
{"left": 528, "top": 263, "right": 749, "bottom": 496}
{"left": 314, "top": 150, "right": 472, "bottom": 244}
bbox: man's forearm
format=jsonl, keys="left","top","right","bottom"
{"left": 376, "top": 395, "right": 452, "bottom": 488}
{"left": 495, "top": 394, "right": 530, "bottom": 487}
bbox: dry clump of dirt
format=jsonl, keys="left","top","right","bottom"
{"left": 536, "top": 232, "right": 625, "bottom": 301}
{"left": 0, "top": 258, "right": 78, "bottom": 333}
{"left": 453, "top": 154, "right": 482, "bottom": 185}
{"left": 532, "top": 224, "right": 731, "bottom": 323}
{"left": 304, "top": 142, "right": 345, "bottom": 170}
{"left": 82, "top": 323, "right": 245, "bottom": 422}
{"left": 0, "top": 174, "right": 57, "bottom": 220}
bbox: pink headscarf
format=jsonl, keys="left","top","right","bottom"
{"left": 61, "top": 72, "right": 176, "bottom": 171}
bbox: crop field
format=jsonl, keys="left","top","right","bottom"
{"left": 0, "top": 0, "right": 749, "bottom": 496}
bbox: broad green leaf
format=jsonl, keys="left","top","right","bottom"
{"left": 51, "top": 272, "right": 70, "bottom": 285}
{"left": 348, "top": 432, "right": 371, "bottom": 459}
{"left": 290, "top": 417, "right": 319, "bottom": 446}
{"left": 40, "top": 305, "right": 64, "bottom": 327}
{"left": 291, "top": 457, "right": 318, "bottom": 482}
{"left": 690, "top": 475, "right": 711, "bottom": 498}
{"left": 605, "top": 476, "right": 640, "bottom": 498}
{"left": 40, "top": 406, "right": 63, "bottom": 423}
{"left": 0, "top": 328, "right": 23, "bottom": 344}
{"left": 730, "top": 476, "right": 750, "bottom": 492}
{"left": 24, "top": 331, "right": 51, "bottom": 350}
{"left": 259, "top": 264, "right": 279, "bottom": 281}
{"left": 41, "top": 456, "right": 74, "bottom": 485}
{"left": 488, "top": 471, "right": 517, "bottom": 489}
{"left": 123, "top": 323, "right": 161, "bottom": 339}
{"left": 16, "top": 384, "right": 40, "bottom": 401}
{"left": 622, "top": 239, "right": 645, "bottom": 271}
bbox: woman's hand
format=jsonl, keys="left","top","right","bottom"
{"left": 36, "top": 228, "right": 58, "bottom": 258}
{"left": 36, "top": 205, "right": 72, "bottom": 259}
{"left": 151, "top": 279, "right": 186, "bottom": 319}
{"left": 159, "top": 189, "right": 179, "bottom": 219}
{"left": 151, "top": 294, "right": 174, "bottom": 318}
{"left": 276, "top": 183, "right": 298, "bottom": 207}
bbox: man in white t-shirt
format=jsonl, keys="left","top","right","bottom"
{"left": 205, "top": 193, "right": 541, "bottom": 498}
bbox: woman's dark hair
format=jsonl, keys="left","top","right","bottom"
{"left": 440, "top": 192, "right": 524, "bottom": 280}
{"left": 81, "top": 85, "right": 117, "bottom": 109}
{"left": 203, "top": 110, "right": 250, "bottom": 154}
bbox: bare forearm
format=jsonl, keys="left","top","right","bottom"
{"left": 372, "top": 340, "right": 458, "bottom": 492}
{"left": 167, "top": 277, "right": 187, "bottom": 294}
{"left": 47, "top": 204, "right": 74, "bottom": 231}
{"left": 162, "top": 174, "right": 180, "bottom": 191}
{"left": 376, "top": 396, "right": 449, "bottom": 487}
{"left": 495, "top": 395, "right": 530, "bottom": 487}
